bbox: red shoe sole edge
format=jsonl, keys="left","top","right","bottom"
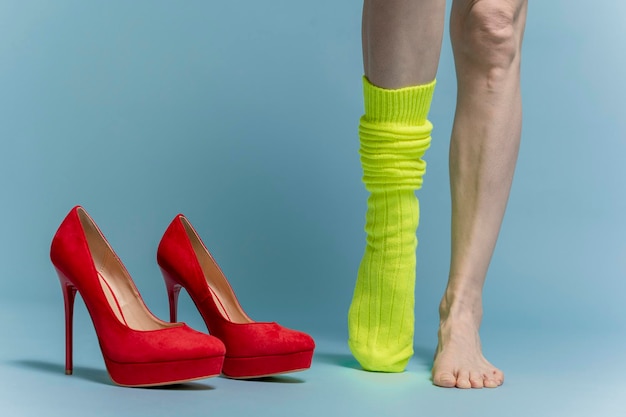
{"left": 103, "top": 354, "right": 225, "bottom": 387}
{"left": 221, "top": 349, "right": 314, "bottom": 379}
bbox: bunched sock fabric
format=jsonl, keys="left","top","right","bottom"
{"left": 348, "top": 77, "right": 435, "bottom": 372}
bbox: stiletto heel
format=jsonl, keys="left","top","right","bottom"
{"left": 157, "top": 214, "right": 315, "bottom": 379}
{"left": 58, "top": 271, "right": 77, "bottom": 375}
{"left": 50, "top": 206, "right": 226, "bottom": 387}
{"left": 162, "top": 268, "right": 182, "bottom": 323}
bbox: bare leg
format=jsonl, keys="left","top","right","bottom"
{"left": 432, "top": 0, "right": 528, "bottom": 388}
{"left": 363, "top": 0, "right": 446, "bottom": 89}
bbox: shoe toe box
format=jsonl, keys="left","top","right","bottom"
{"left": 221, "top": 322, "right": 315, "bottom": 357}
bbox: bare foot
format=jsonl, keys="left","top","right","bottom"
{"left": 432, "top": 298, "right": 504, "bottom": 389}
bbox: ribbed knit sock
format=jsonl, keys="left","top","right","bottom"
{"left": 348, "top": 77, "right": 435, "bottom": 372}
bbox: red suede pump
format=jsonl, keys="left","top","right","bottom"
{"left": 157, "top": 214, "right": 315, "bottom": 379}
{"left": 51, "top": 206, "right": 226, "bottom": 387}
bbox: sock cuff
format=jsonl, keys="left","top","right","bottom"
{"left": 362, "top": 76, "right": 436, "bottom": 126}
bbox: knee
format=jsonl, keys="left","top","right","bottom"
{"left": 452, "top": 1, "right": 522, "bottom": 71}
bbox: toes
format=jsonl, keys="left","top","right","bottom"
{"left": 483, "top": 375, "right": 498, "bottom": 388}
{"left": 492, "top": 369, "right": 505, "bottom": 385}
{"left": 485, "top": 369, "right": 504, "bottom": 387}
{"left": 455, "top": 371, "right": 471, "bottom": 389}
{"left": 434, "top": 368, "right": 504, "bottom": 389}
{"left": 469, "top": 371, "right": 484, "bottom": 388}
{"left": 433, "top": 371, "right": 457, "bottom": 388}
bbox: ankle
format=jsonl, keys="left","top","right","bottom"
{"left": 439, "top": 285, "right": 483, "bottom": 324}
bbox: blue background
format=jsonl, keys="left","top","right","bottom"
{"left": 1, "top": 1, "right": 625, "bottom": 416}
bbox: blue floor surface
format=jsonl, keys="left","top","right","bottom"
{"left": 1, "top": 300, "right": 625, "bottom": 417}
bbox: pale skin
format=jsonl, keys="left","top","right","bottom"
{"left": 363, "top": 0, "right": 528, "bottom": 388}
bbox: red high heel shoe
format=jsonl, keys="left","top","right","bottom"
{"left": 50, "top": 206, "right": 226, "bottom": 387}
{"left": 157, "top": 215, "right": 315, "bottom": 379}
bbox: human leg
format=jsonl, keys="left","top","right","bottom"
{"left": 432, "top": 0, "right": 528, "bottom": 388}
{"left": 362, "top": 0, "right": 445, "bottom": 89}
{"left": 348, "top": 0, "right": 446, "bottom": 372}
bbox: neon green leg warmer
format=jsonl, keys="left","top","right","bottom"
{"left": 348, "top": 77, "right": 435, "bottom": 372}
